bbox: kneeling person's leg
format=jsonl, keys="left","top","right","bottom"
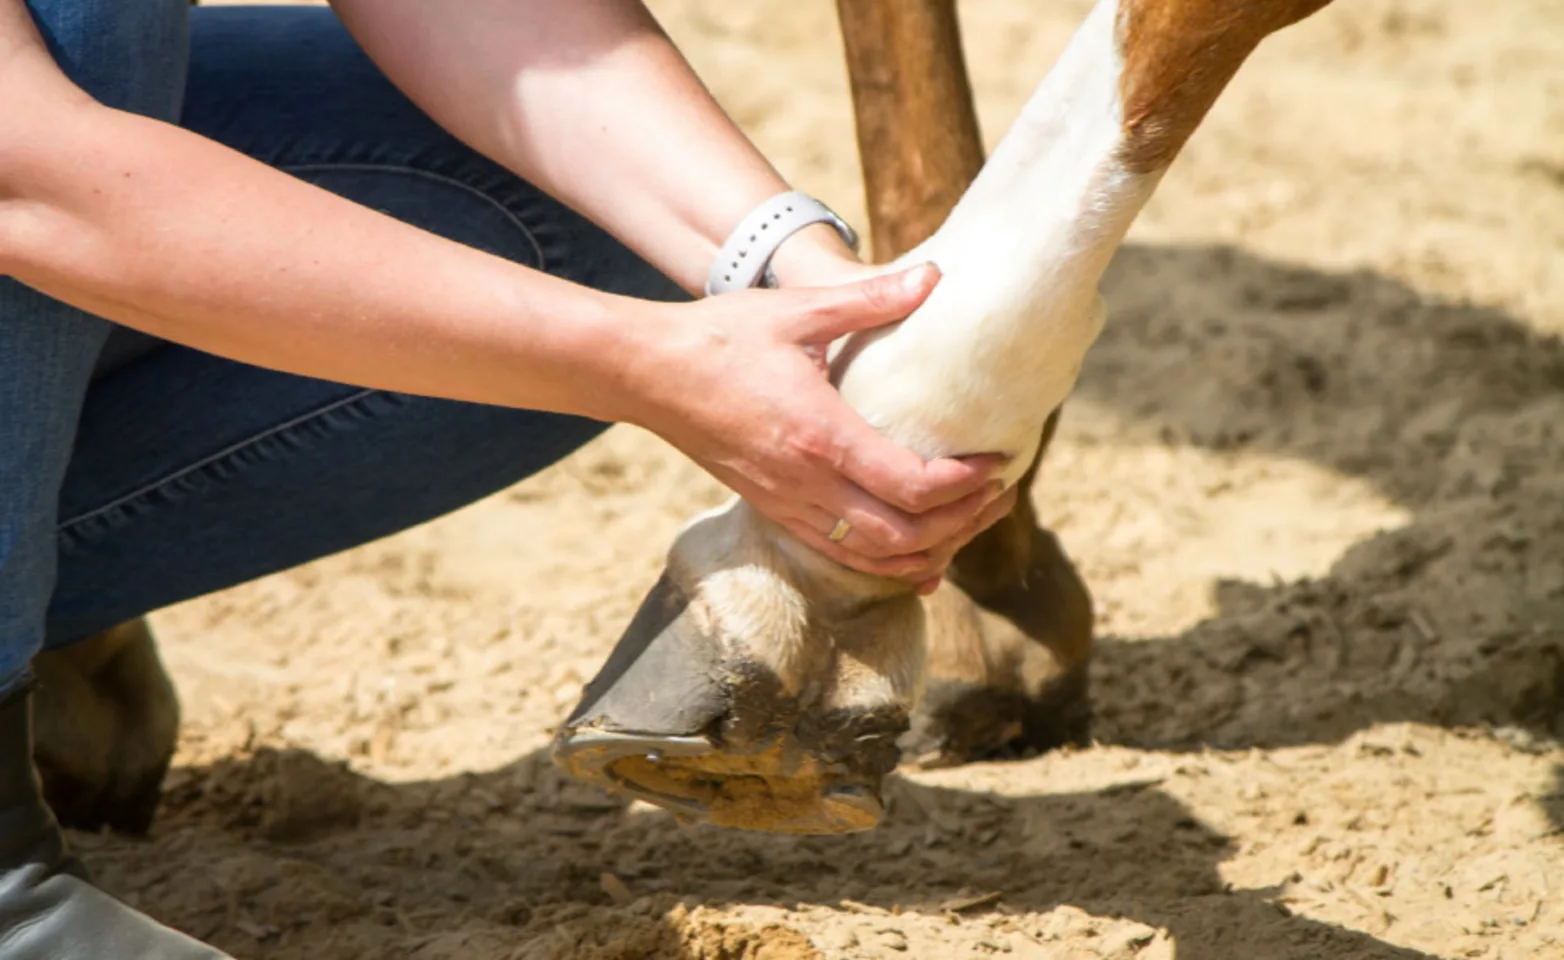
{"left": 48, "top": 6, "right": 685, "bottom": 669}
{"left": 6, "top": 2, "right": 235, "bottom": 957}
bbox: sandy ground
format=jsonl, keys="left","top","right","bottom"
{"left": 80, "top": 0, "right": 1564, "bottom": 957}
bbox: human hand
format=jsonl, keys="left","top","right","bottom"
{"left": 624, "top": 262, "right": 1014, "bottom": 590}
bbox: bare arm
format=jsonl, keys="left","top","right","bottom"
{"left": 0, "top": 1, "right": 1004, "bottom": 582}
{"left": 328, "top": 0, "right": 860, "bottom": 294}
{"left": 0, "top": 1, "right": 644, "bottom": 421}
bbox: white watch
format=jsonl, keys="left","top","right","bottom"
{"left": 704, "top": 191, "right": 860, "bottom": 297}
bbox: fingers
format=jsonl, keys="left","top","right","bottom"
{"left": 837, "top": 419, "right": 1009, "bottom": 514}
{"left": 877, "top": 484, "right": 1019, "bottom": 585}
{"left": 778, "top": 378, "right": 1007, "bottom": 516}
{"left": 820, "top": 482, "right": 1020, "bottom": 581}
{"left": 824, "top": 478, "right": 1005, "bottom": 560}
{"left": 777, "top": 513, "right": 939, "bottom": 581}
{"left": 784, "top": 262, "right": 942, "bottom": 345}
{"left": 760, "top": 480, "right": 1019, "bottom": 585}
{"left": 920, "top": 484, "right": 1019, "bottom": 571}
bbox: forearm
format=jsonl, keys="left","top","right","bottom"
{"left": 331, "top": 0, "right": 860, "bottom": 293}
{"left": 0, "top": 93, "right": 651, "bottom": 421}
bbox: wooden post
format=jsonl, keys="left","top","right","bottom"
{"left": 834, "top": 0, "right": 986, "bottom": 262}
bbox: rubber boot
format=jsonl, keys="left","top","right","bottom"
{"left": 0, "top": 683, "right": 232, "bottom": 959}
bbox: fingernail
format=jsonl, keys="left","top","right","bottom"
{"left": 901, "top": 262, "right": 936, "bottom": 295}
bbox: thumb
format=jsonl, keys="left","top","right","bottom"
{"left": 787, "top": 262, "right": 942, "bottom": 344}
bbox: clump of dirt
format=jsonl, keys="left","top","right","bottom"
{"left": 515, "top": 903, "right": 819, "bottom": 960}
{"left": 672, "top": 910, "right": 821, "bottom": 960}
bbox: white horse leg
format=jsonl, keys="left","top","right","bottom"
{"left": 555, "top": 0, "right": 1336, "bottom": 833}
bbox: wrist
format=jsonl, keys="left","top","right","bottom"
{"left": 587, "top": 296, "right": 697, "bottom": 430}
{"left": 522, "top": 285, "right": 663, "bottom": 426}
{"left": 704, "top": 191, "right": 864, "bottom": 294}
{"left": 765, "top": 222, "right": 874, "bottom": 289}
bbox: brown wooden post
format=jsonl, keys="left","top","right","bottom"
{"left": 834, "top": 0, "right": 986, "bottom": 262}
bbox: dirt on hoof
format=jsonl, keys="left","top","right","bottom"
{"left": 83, "top": 1, "right": 1564, "bottom": 958}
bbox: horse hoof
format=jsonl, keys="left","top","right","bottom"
{"left": 32, "top": 618, "right": 180, "bottom": 836}
{"left": 903, "top": 522, "right": 1095, "bottom": 768}
{"left": 552, "top": 507, "right": 923, "bottom": 835}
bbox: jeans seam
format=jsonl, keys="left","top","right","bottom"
{"left": 279, "top": 162, "right": 548, "bottom": 272}
{"left": 56, "top": 387, "right": 379, "bottom": 532}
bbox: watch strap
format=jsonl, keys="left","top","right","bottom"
{"left": 704, "top": 191, "right": 860, "bottom": 296}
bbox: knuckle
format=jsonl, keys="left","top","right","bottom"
{"left": 846, "top": 510, "right": 892, "bottom": 544}
{"left": 859, "top": 274, "right": 895, "bottom": 315}
{"left": 900, "top": 478, "right": 941, "bottom": 513}
{"left": 864, "top": 540, "right": 903, "bottom": 560}
{"left": 906, "top": 516, "right": 950, "bottom": 553}
{"left": 790, "top": 424, "right": 843, "bottom": 468}
{"left": 810, "top": 292, "right": 853, "bottom": 329}
{"left": 875, "top": 520, "right": 921, "bottom": 555}
{"left": 817, "top": 529, "right": 888, "bottom": 572}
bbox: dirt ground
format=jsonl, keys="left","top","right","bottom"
{"left": 83, "top": 0, "right": 1564, "bottom": 957}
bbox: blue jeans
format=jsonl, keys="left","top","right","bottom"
{"left": 0, "top": 3, "right": 685, "bottom": 693}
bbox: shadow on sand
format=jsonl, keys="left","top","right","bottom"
{"left": 79, "top": 742, "right": 1440, "bottom": 959}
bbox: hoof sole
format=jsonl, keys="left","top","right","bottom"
{"left": 551, "top": 725, "right": 890, "bottom": 835}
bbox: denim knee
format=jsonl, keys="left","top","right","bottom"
{"left": 0, "top": 287, "right": 113, "bottom": 688}
{"left": 2, "top": 0, "right": 193, "bottom": 691}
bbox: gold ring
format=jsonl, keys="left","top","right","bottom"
{"left": 827, "top": 518, "right": 852, "bottom": 543}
